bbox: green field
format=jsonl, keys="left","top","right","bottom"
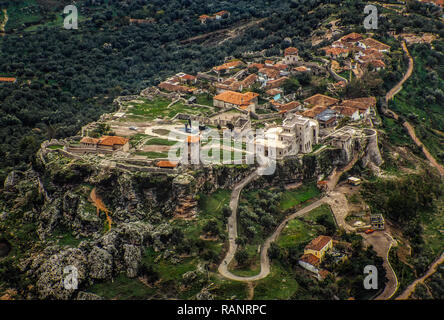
{"left": 277, "top": 204, "right": 335, "bottom": 250}
{"left": 420, "top": 197, "right": 444, "bottom": 257}
{"left": 47, "top": 144, "right": 64, "bottom": 150}
{"left": 126, "top": 97, "right": 213, "bottom": 121}
{"left": 195, "top": 93, "right": 213, "bottom": 107}
{"left": 135, "top": 151, "right": 169, "bottom": 158}
{"left": 279, "top": 183, "right": 321, "bottom": 211}
{"left": 253, "top": 262, "right": 299, "bottom": 300}
{"left": 144, "top": 137, "right": 178, "bottom": 146}
{"left": 88, "top": 273, "right": 157, "bottom": 300}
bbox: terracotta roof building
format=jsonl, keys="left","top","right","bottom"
{"left": 358, "top": 38, "right": 391, "bottom": 52}
{"left": 156, "top": 161, "right": 179, "bottom": 168}
{"left": 79, "top": 135, "right": 130, "bottom": 152}
{"left": 323, "top": 47, "right": 349, "bottom": 58}
{"left": 284, "top": 47, "right": 299, "bottom": 65}
{"left": 276, "top": 101, "right": 301, "bottom": 114}
{"left": 302, "top": 106, "right": 327, "bottom": 118}
{"left": 304, "top": 235, "right": 333, "bottom": 262}
{"left": 259, "top": 68, "right": 280, "bottom": 80}
{"left": 331, "top": 105, "right": 360, "bottom": 120}
{"left": 213, "top": 60, "right": 243, "bottom": 72}
{"left": 340, "top": 32, "right": 363, "bottom": 43}
{"left": 304, "top": 94, "right": 339, "bottom": 108}
{"left": 300, "top": 253, "right": 320, "bottom": 267}
{"left": 213, "top": 90, "right": 259, "bottom": 112}
{"left": 241, "top": 74, "right": 258, "bottom": 88}
{"left": 265, "top": 76, "right": 289, "bottom": 90}
{"left": 0, "top": 77, "right": 17, "bottom": 83}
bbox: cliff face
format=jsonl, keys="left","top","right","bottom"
{"left": 0, "top": 145, "right": 343, "bottom": 299}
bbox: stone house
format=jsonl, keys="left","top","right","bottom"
{"left": 213, "top": 90, "right": 259, "bottom": 112}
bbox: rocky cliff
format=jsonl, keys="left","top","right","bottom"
{"left": 0, "top": 144, "right": 344, "bottom": 299}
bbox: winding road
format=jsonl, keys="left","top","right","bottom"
{"left": 382, "top": 40, "right": 444, "bottom": 299}
{"left": 218, "top": 155, "right": 362, "bottom": 282}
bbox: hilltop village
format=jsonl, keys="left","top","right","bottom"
{"left": 3, "top": 0, "right": 444, "bottom": 301}
{"left": 43, "top": 32, "right": 386, "bottom": 173}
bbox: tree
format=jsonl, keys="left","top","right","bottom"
{"left": 235, "top": 249, "right": 249, "bottom": 266}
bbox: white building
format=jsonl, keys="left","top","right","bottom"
{"left": 255, "top": 114, "right": 319, "bottom": 159}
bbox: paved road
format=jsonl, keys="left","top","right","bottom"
{"left": 218, "top": 167, "right": 327, "bottom": 282}
{"left": 362, "top": 232, "right": 398, "bottom": 300}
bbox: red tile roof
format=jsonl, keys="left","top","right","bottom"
{"left": 304, "top": 94, "right": 339, "bottom": 107}
{"left": 80, "top": 136, "right": 129, "bottom": 147}
{"left": 359, "top": 38, "right": 391, "bottom": 51}
{"left": 259, "top": 68, "right": 280, "bottom": 79}
{"left": 302, "top": 106, "right": 327, "bottom": 118}
{"left": 277, "top": 101, "right": 300, "bottom": 114}
{"left": 331, "top": 105, "right": 359, "bottom": 117}
{"left": 214, "top": 91, "right": 259, "bottom": 106}
{"left": 213, "top": 60, "right": 243, "bottom": 72}
{"left": 265, "top": 77, "right": 288, "bottom": 89}
{"left": 323, "top": 47, "right": 349, "bottom": 57}
{"left": 284, "top": 47, "right": 299, "bottom": 56}
{"left": 340, "top": 32, "right": 363, "bottom": 42}
{"left": 248, "top": 63, "right": 264, "bottom": 70}
{"left": 241, "top": 74, "right": 258, "bottom": 87}
{"left": 300, "top": 253, "right": 320, "bottom": 267}
{"left": 0, "top": 77, "right": 16, "bottom": 83}
{"left": 305, "top": 235, "right": 332, "bottom": 252}
{"left": 98, "top": 136, "right": 129, "bottom": 146}
{"left": 156, "top": 161, "right": 179, "bottom": 168}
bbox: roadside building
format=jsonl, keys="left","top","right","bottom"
{"left": 370, "top": 214, "right": 385, "bottom": 230}
{"left": 299, "top": 235, "right": 333, "bottom": 278}
{"left": 347, "top": 176, "right": 362, "bottom": 186}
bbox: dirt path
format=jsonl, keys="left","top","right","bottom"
{"left": 0, "top": 9, "right": 8, "bottom": 34}
{"left": 246, "top": 282, "right": 255, "bottom": 300}
{"left": 90, "top": 187, "right": 112, "bottom": 230}
{"left": 385, "top": 41, "right": 414, "bottom": 104}
{"left": 403, "top": 122, "right": 444, "bottom": 177}
{"left": 396, "top": 251, "right": 444, "bottom": 300}
{"left": 383, "top": 41, "right": 444, "bottom": 178}
{"left": 180, "top": 18, "right": 266, "bottom": 45}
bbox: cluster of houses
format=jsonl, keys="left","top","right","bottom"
{"left": 323, "top": 32, "right": 391, "bottom": 73}
{"left": 158, "top": 72, "right": 198, "bottom": 94}
{"left": 74, "top": 32, "right": 383, "bottom": 165}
